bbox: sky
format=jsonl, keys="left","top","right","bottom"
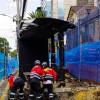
{"left": 0, "top": 0, "right": 64, "bottom": 50}
{"left": 0, "top": 0, "right": 41, "bottom": 50}
{"left": 0, "top": 0, "right": 17, "bottom": 50}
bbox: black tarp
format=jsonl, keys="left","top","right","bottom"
{"left": 19, "top": 18, "right": 75, "bottom": 39}
{"left": 18, "top": 18, "right": 75, "bottom": 72}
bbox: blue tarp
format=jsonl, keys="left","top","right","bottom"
{"left": 0, "top": 52, "right": 5, "bottom": 61}
{"left": 0, "top": 54, "right": 19, "bottom": 80}
{"left": 64, "top": 41, "right": 100, "bottom": 82}
{"left": 7, "top": 57, "right": 19, "bottom": 76}
{"left": 64, "top": 41, "right": 100, "bottom": 64}
{"left": 0, "top": 52, "right": 5, "bottom": 80}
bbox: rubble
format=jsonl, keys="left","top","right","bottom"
{"left": 53, "top": 72, "right": 100, "bottom": 100}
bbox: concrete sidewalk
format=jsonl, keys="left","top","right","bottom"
{"left": 0, "top": 70, "right": 19, "bottom": 100}
{"left": 0, "top": 79, "right": 5, "bottom": 88}
{"left": 0, "top": 79, "right": 9, "bottom": 100}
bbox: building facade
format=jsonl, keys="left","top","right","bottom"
{"left": 66, "top": 0, "right": 100, "bottom": 50}
{"left": 64, "top": 0, "right": 77, "bottom": 20}
{"left": 45, "top": 0, "right": 76, "bottom": 20}
{"left": 45, "top": 0, "right": 52, "bottom": 17}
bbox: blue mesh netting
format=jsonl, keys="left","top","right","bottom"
{"left": 0, "top": 52, "right": 5, "bottom": 80}
{"left": 0, "top": 54, "right": 19, "bottom": 81}
{"left": 64, "top": 41, "right": 100, "bottom": 64}
{"left": 0, "top": 52, "right": 5, "bottom": 62}
{"left": 64, "top": 41, "right": 100, "bottom": 82}
{"left": 7, "top": 57, "right": 19, "bottom": 76}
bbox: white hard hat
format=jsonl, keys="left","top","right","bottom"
{"left": 34, "top": 60, "right": 41, "bottom": 65}
{"left": 42, "top": 62, "right": 47, "bottom": 66}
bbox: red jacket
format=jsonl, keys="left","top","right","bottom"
{"left": 43, "top": 67, "right": 56, "bottom": 81}
{"left": 30, "top": 65, "right": 43, "bottom": 80}
{"left": 8, "top": 75, "right": 15, "bottom": 89}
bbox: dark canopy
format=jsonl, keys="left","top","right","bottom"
{"left": 19, "top": 18, "right": 75, "bottom": 39}
{"left": 18, "top": 18, "right": 75, "bottom": 72}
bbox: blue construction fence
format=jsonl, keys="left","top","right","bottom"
{"left": 0, "top": 53, "right": 19, "bottom": 81}
{"left": 63, "top": 8, "right": 100, "bottom": 82}
{"left": 53, "top": 8, "right": 100, "bottom": 82}
{"left": 64, "top": 41, "right": 100, "bottom": 82}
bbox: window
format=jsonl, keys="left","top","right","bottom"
{"left": 88, "top": 22, "right": 95, "bottom": 41}
{"left": 80, "top": 25, "right": 88, "bottom": 43}
{"left": 88, "top": 0, "right": 94, "bottom": 5}
{"left": 89, "top": 22, "right": 95, "bottom": 34}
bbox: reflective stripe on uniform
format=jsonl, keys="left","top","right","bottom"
{"left": 19, "top": 97, "right": 24, "bottom": 99}
{"left": 45, "top": 76, "right": 53, "bottom": 78}
{"left": 29, "top": 94, "right": 34, "bottom": 97}
{"left": 10, "top": 92, "right": 15, "bottom": 95}
{"left": 49, "top": 93, "right": 54, "bottom": 98}
{"left": 49, "top": 93, "right": 54, "bottom": 96}
{"left": 45, "top": 74, "right": 53, "bottom": 78}
{"left": 45, "top": 75, "right": 53, "bottom": 80}
{"left": 30, "top": 75, "right": 40, "bottom": 79}
{"left": 19, "top": 93, "right": 24, "bottom": 95}
{"left": 9, "top": 98, "right": 15, "bottom": 100}
{"left": 46, "top": 74, "right": 53, "bottom": 76}
{"left": 10, "top": 92, "right": 15, "bottom": 100}
{"left": 36, "top": 96, "right": 42, "bottom": 99}
{"left": 30, "top": 73, "right": 41, "bottom": 79}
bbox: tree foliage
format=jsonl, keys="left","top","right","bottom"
{"left": 0, "top": 37, "right": 10, "bottom": 55}
{"left": 27, "top": 11, "right": 35, "bottom": 19}
{"left": 10, "top": 49, "right": 17, "bottom": 57}
{"left": 35, "top": 7, "right": 46, "bottom": 18}
{"left": 27, "top": 7, "right": 46, "bottom": 19}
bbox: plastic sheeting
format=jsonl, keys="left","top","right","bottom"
{"left": 7, "top": 57, "right": 19, "bottom": 76}
{"left": 0, "top": 52, "right": 5, "bottom": 80}
{"left": 65, "top": 41, "right": 100, "bottom": 64}
{"left": 0, "top": 54, "right": 18, "bottom": 81}
{"left": 64, "top": 41, "right": 100, "bottom": 82}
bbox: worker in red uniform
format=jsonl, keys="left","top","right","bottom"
{"left": 42, "top": 62, "right": 56, "bottom": 99}
{"left": 29, "top": 60, "right": 43, "bottom": 100}
{"left": 8, "top": 73, "right": 25, "bottom": 100}
{"left": 8, "top": 74, "right": 14, "bottom": 90}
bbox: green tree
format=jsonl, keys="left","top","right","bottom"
{"left": 27, "top": 11, "right": 35, "bottom": 19}
{"left": 28, "top": 7, "right": 46, "bottom": 19}
{"left": 0, "top": 37, "right": 10, "bottom": 55}
{"left": 10, "top": 49, "right": 17, "bottom": 57}
{"left": 35, "top": 7, "right": 46, "bottom": 18}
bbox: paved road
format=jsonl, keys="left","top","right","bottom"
{"left": 0, "top": 71, "right": 19, "bottom": 100}
{"left": 0, "top": 79, "right": 9, "bottom": 100}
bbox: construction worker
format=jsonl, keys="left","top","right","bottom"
{"left": 8, "top": 73, "right": 25, "bottom": 100}
{"left": 29, "top": 60, "right": 43, "bottom": 100}
{"left": 42, "top": 62, "right": 56, "bottom": 99}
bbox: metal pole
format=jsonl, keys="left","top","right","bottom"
{"left": 78, "top": 18, "right": 81, "bottom": 82}
{"left": 97, "top": 0, "right": 100, "bottom": 82}
{"left": 3, "top": 41, "right": 6, "bottom": 77}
